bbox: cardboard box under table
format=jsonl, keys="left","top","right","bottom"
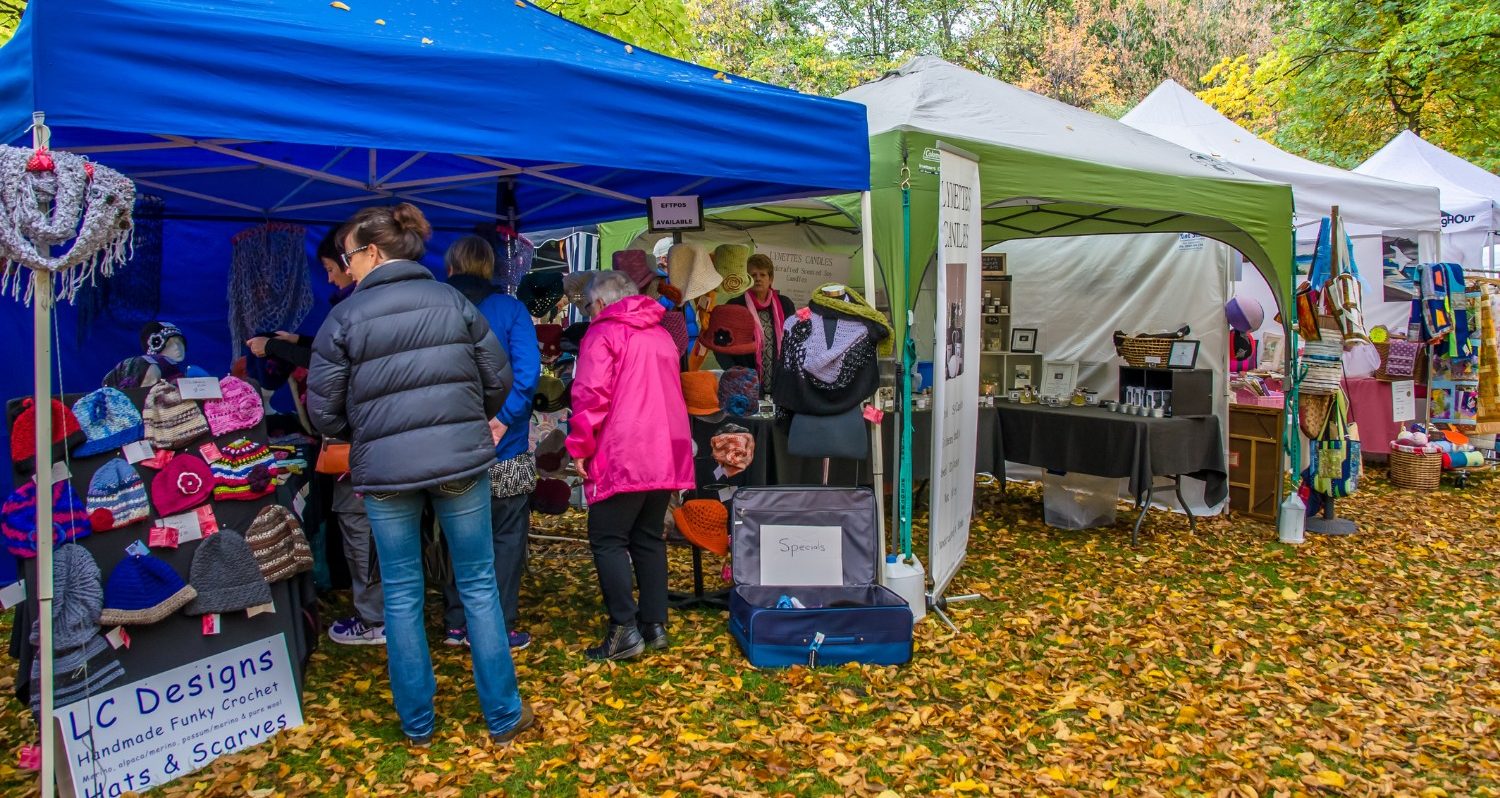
{"left": 729, "top": 486, "right": 913, "bottom": 668}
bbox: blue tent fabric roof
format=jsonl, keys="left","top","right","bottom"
{"left": 0, "top": 0, "right": 869, "bottom": 229}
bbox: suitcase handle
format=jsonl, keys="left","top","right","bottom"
{"left": 808, "top": 632, "right": 825, "bottom": 667}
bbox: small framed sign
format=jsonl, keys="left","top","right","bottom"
{"left": 1167, "top": 340, "right": 1200, "bottom": 369}
{"left": 1010, "top": 327, "right": 1038, "bottom": 354}
{"left": 1039, "top": 361, "right": 1079, "bottom": 400}
{"left": 647, "top": 195, "right": 704, "bottom": 232}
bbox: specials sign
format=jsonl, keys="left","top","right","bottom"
{"left": 647, "top": 195, "right": 704, "bottom": 232}
{"left": 56, "top": 636, "right": 304, "bottom": 798}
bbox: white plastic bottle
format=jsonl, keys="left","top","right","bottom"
{"left": 883, "top": 554, "right": 927, "bottom": 622}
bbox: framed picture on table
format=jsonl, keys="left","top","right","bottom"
{"left": 1039, "top": 361, "right": 1078, "bottom": 400}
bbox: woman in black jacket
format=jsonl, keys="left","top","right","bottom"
{"left": 307, "top": 203, "right": 532, "bottom": 746}
{"left": 720, "top": 254, "right": 795, "bottom": 394}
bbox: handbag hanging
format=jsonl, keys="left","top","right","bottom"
{"left": 1299, "top": 321, "right": 1345, "bottom": 396}
{"left": 315, "top": 440, "right": 351, "bottom": 475}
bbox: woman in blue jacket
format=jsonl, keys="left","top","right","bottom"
{"left": 440, "top": 235, "right": 541, "bottom": 651}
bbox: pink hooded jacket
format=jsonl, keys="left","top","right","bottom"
{"left": 565, "top": 295, "right": 694, "bottom": 504}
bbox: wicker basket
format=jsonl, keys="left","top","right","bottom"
{"left": 1118, "top": 336, "right": 1174, "bottom": 367}
{"left": 1389, "top": 449, "right": 1441, "bottom": 491}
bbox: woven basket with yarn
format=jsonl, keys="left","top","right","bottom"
{"left": 1388, "top": 449, "right": 1441, "bottom": 491}
{"left": 1117, "top": 336, "right": 1174, "bottom": 367}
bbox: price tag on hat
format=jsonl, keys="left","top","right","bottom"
{"left": 162, "top": 510, "right": 203, "bottom": 542}
{"left": 202, "top": 614, "right": 221, "bottom": 636}
{"left": 862, "top": 403, "right": 885, "bottom": 424}
{"left": 0, "top": 580, "right": 26, "bottom": 611}
{"left": 50, "top": 460, "right": 72, "bottom": 482}
{"left": 105, "top": 626, "right": 131, "bottom": 650}
{"left": 148, "top": 526, "right": 180, "bottom": 549}
{"left": 122, "top": 440, "right": 155, "bottom": 464}
{"left": 125, "top": 539, "right": 151, "bottom": 558}
{"left": 246, "top": 602, "right": 276, "bottom": 618}
{"left": 198, "top": 441, "right": 224, "bottom": 463}
{"left": 196, "top": 505, "right": 220, "bottom": 536}
{"left": 177, "top": 377, "right": 223, "bottom": 400}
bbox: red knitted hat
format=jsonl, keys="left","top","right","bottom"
{"left": 10, "top": 398, "right": 86, "bottom": 470}
{"left": 699, "top": 304, "right": 758, "bottom": 355}
{"left": 535, "top": 324, "right": 564, "bottom": 361}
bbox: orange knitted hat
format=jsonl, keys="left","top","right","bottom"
{"left": 672, "top": 499, "right": 729, "bottom": 556}
{"left": 681, "top": 371, "right": 721, "bottom": 416}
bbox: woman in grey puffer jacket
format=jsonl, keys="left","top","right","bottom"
{"left": 307, "top": 203, "right": 533, "bottom": 747}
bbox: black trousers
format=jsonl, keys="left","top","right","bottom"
{"left": 442, "top": 491, "right": 531, "bottom": 629}
{"left": 587, "top": 490, "right": 672, "bottom": 627}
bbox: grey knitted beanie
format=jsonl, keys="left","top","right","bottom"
{"left": 52, "top": 543, "right": 105, "bottom": 651}
{"left": 184, "top": 529, "right": 272, "bottom": 615}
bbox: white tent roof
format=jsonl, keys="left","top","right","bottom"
{"left": 1122, "top": 79, "right": 1441, "bottom": 237}
{"left": 842, "top": 57, "right": 1280, "bottom": 187}
{"left": 1355, "top": 131, "right": 1499, "bottom": 234}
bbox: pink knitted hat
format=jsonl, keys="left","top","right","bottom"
{"left": 204, "top": 376, "right": 264, "bottom": 437}
{"left": 151, "top": 453, "right": 214, "bottom": 517}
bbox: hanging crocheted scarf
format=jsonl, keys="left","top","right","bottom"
{"left": 0, "top": 145, "right": 135, "bottom": 305}
{"left": 808, "top": 285, "right": 894, "bottom": 356}
{"left": 228, "top": 223, "right": 314, "bottom": 357}
{"left": 781, "top": 310, "right": 877, "bottom": 391}
{"left": 475, "top": 224, "right": 535, "bottom": 294}
{"left": 75, "top": 194, "right": 165, "bottom": 339}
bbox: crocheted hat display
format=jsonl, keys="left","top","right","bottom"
{"left": 87, "top": 458, "right": 149, "bottom": 532}
{"left": 530, "top": 478, "right": 572, "bottom": 515}
{"left": 561, "top": 322, "right": 590, "bottom": 355}
{"left": 700, "top": 304, "right": 758, "bottom": 355}
{"left": 681, "top": 371, "right": 721, "bottom": 416}
{"left": 667, "top": 243, "right": 722, "bottom": 304}
{"left": 45, "top": 543, "right": 107, "bottom": 651}
{"left": 533, "top": 375, "right": 569, "bottom": 414}
{"left": 0, "top": 145, "right": 136, "bottom": 304}
{"left": 140, "top": 321, "right": 185, "bottom": 357}
{"left": 710, "top": 430, "right": 756, "bottom": 478}
{"left": 612, "top": 249, "right": 656, "bottom": 290}
{"left": 71, "top": 388, "right": 146, "bottom": 457}
{"left": 185, "top": 529, "right": 273, "bottom": 615}
{"left": 661, "top": 309, "right": 690, "bottom": 357}
{"left": 2, "top": 480, "right": 90, "bottom": 558}
{"left": 209, "top": 438, "right": 277, "bottom": 502}
{"left": 228, "top": 223, "right": 314, "bottom": 359}
{"left": 245, "top": 506, "right": 313, "bottom": 583}
{"left": 203, "top": 376, "right": 264, "bottom": 437}
{"left": 536, "top": 323, "right": 564, "bottom": 362}
{"left": 717, "top": 367, "right": 761, "bottom": 417}
{"left": 534, "top": 428, "right": 570, "bottom": 477}
{"left": 517, "top": 271, "right": 565, "bottom": 320}
{"left": 100, "top": 553, "right": 197, "bottom": 625}
{"left": 672, "top": 500, "right": 729, "bottom": 556}
{"left": 150, "top": 452, "right": 214, "bottom": 517}
{"left": 143, "top": 381, "right": 209, "bottom": 450}
{"left": 562, "top": 271, "right": 593, "bottom": 314}
{"left": 10, "top": 398, "right": 86, "bottom": 470}
{"left": 712, "top": 244, "right": 752, "bottom": 299}
{"left": 27, "top": 628, "right": 125, "bottom": 717}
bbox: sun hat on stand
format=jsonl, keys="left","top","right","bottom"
{"left": 667, "top": 243, "right": 722, "bottom": 304}
{"left": 613, "top": 249, "right": 657, "bottom": 290}
{"left": 672, "top": 500, "right": 730, "bottom": 556}
{"left": 185, "top": 529, "right": 273, "bottom": 615}
{"left": 718, "top": 367, "right": 761, "bottom": 416}
{"left": 712, "top": 244, "right": 753, "bottom": 299}
{"left": 681, "top": 372, "right": 721, "bottom": 417}
{"left": 700, "top": 304, "right": 758, "bottom": 356}
{"left": 71, "top": 388, "right": 145, "bottom": 457}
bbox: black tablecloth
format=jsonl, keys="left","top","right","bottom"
{"left": 992, "top": 403, "right": 1228, "bottom": 505}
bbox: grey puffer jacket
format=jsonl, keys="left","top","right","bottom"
{"left": 308, "top": 260, "right": 512, "bottom": 493}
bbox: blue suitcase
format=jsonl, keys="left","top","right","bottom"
{"left": 728, "top": 486, "right": 914, "bottom": 668}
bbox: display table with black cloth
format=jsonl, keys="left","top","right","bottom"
{"left": 992, "top": 402, "right": 1228, "bottom": 544}
{"left": 756, "top": 408, "right": 1004, "bottom": 487}
{"left": 5, "top": 389, "right": 316, "bottom": 712}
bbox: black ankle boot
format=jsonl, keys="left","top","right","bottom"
{"left": 584, "top": 624, "right": 645, "bottom": 661}
{"left": 640, "top": 623, "right": 669, "bottom": 651}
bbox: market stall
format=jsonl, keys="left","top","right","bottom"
{"left": 1355, "top": 131, "right": 1500, "bottom": 272}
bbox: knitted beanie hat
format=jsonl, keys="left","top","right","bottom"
{"left": 244, "top": 506, "right": 313, "bottom": 583}
{"left": 718, "top": 367, "right": 761, "bottom": 417}
{"left": 143, "top": 381, "right": 209, "bottom": 450}
{"left": 28, "top": 633, "right": 125, "bottom": 717}
{"left": 530, "top": 478, "right": 571, "bottom": 515}
{"left": 612, "top": 249, "right": 656, "bottom": 290}
{"left": 48, "top": 543, "right": 106, "bottom": 651}
{"left": 3, "top": 480, "right": 91, "bottom": 559}
{"left": 681, "top": 371, "right": 721, "bottom": 416}
{"left": 10, "top": 398, "right": 86, "bottom": 469}
{"left": 661, "top": 309, "right": 690, "bottom": 357}
{"left": 673, "top": 500, "right": 729, "bottom": 556}
{"left": 185, "top": 529, "right": 273, "bottom": 615}
{"left": 536, "top": 324, "right": 564, "bottom": 361}
{"left": 71, "top": 388, "right": 146, "bottom": 457}
{"left": 140, "top": 321, "right": 186, "bottom": 356}
{"left": 710, "top": 430, "right": 756, "bottom": 478}
{"left": 534, "top": 428, "right": 570, "bottom": 476}
{"left": 209, "top": 439, "right": 277, "bottom": 502}
{"left": 203, "top": 376, "right": 264, "bottom": 437}
{"left": 561, "top": 322, "right": 590, "bottom": 355}
{"left": 533, "top": 375, "right": 569, "bottom": 414}
{"left": 517, "top": 271, "right": 565, "bottom": 320}
{"left": 667, "top": 243, "right": 722, "bottom": 304}
{"left": 150, "top": 452, "right": 214, "bottom": 517}
{"left": 100, "top": 553, "right": 197, "bottom": 625}
{"left": 700, "top": 305, "right": 759, "bottom": 355}
{"left": 87, "top": 458, "right": 150, "bottom": 532}
{"left": 713, "top": 244, "right": 753, "bottom": 299}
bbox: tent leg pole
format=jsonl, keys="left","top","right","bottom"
{"left": 35, "top": 268, "right": 56, "bottom": 798}
{"left": 859, "top": 192, "right": 890, "bottom": 572}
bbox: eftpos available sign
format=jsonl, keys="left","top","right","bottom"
{"left": 55, "top": 635, "right": 304, "bottom": 797}
{"left": 647, "top": 195, "right": 704, "bottom": 232}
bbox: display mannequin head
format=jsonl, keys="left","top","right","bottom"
{"left": 339, "top": 203, "right": 432, "bottom": 282}
{"left": 140, "top": 321, "right": 186, "bottom": 362}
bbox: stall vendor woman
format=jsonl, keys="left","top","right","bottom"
{"left": 720, "top": 254, "right": 794, "bottom": 394}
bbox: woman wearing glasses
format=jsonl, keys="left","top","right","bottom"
{"left": 308, "top": 203, "right": 533, "bottom": 747}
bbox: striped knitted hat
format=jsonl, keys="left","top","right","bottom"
{"left": 27, "top": 628, "right": 124, "bottom": 717}
{"left": 209, "top": 439, "right": 277, "bottom": 502}
{"left": 2, "top": 480, "right": 91, "bottom": 559}
{"left": 143, "top": 381, "right": 209, "bottom": 450}
{"left": 87, "top": 458, "right": 150, "bottom": 532}
{"left": 244, "top": 506, "right": 313, "bottom": 583}
{"left": 100, "top": 553, "right": 197, "bottom": 625}
{"left": 71, "top": 388, "right": 146, "bottom": 457}
{"left": 203, "top": 376, "right": 264, "bottom": 437}
{"left": 185, "top": 529, "right": 273, "bottom": 615}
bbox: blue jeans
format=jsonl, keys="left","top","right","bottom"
{"left": 364, "top": 475, "right": 524, "bottom": 738}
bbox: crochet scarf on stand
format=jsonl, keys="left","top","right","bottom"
{"left": 808, "top": 285, "right": 894, "bottom": 356}
{"left": 782, "top": 309, "right": 876, "bottom": 391}
{"left": 0, "top": 145, "right": 136, "bottom": 305}
{"left": 228, "top": 223, "right": 314, "bottom": 357}
{"left": 76, "top": 194, "right": 165, "bottom": 339}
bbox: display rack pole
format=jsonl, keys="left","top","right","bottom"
{"left": 1306, "top": 206, "right": 1357, "bottom": 537}
{"left": 861, "top": 192, "right": 888, "bottom": 570}
{"left": 30, "top": 110, "right": 58, "bottom": 798}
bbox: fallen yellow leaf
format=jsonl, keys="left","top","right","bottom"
{"left": 1315, "top": 770, "right": 1347, "bottom": 787}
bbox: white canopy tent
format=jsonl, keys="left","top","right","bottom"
{"left": 1122, "top": 80, "right": 1443, "bottom": 333}
{"left": 1355, "top": 131, "right": 1500, "bottom": 272}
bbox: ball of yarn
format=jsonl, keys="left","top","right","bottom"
{"left": 1410, "top": 432, "right": 1429, "bottom": 446}
{"left": 1397, "top": 430, "right": 1416, "bottom": 444}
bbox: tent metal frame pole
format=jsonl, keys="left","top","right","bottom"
{"left": 860, "top": 191, "right": 889, "bottom": 579}
{"left": 31, "top": 110, "right": 57, "bottom": 798}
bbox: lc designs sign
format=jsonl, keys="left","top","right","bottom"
{"left": 56, "top": 636, "right": 303, "bottom": 798}
{"left": 647, "top": 195, "right": 704, "bottom": 232}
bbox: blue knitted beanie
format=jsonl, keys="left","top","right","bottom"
{"left": 100, "top": 553, "right": 197, "bottom": 625}
{"left": 71, "top": 388, "right": 145, "bottom": 457}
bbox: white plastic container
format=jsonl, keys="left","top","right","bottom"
{"left": 1042, "top": 472, "right": 1121, "bottom": 529}
{"left": 1278, "top": 492, "right": 1306, "bottom": 545}
{"left": 883, "top": 554, "right": 927, "bottom": 622}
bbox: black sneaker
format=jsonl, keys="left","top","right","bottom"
{"left": 583, "top": 624, "right": 645, "bottom": 661}
{"left": 640, "top": 623, "right": 669, "bottom": 651}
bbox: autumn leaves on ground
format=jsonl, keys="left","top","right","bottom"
{"left": 4, "top": 473, "right": 1499, "bottom": 796}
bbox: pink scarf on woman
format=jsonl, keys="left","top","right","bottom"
{"left": 748, "top": 289, "right": 787, "bottom": 365}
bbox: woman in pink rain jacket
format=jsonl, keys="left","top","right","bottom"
{"left": 566, "top": 271, "right": 693, "bottom": 661}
